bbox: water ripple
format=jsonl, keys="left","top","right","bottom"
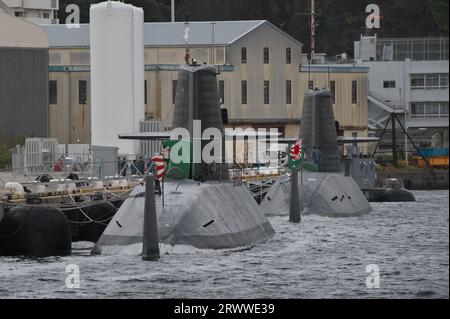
{"left": 0, "top": 190, "right": 448, "bottom": 299}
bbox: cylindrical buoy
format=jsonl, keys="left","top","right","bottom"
{"left": 142, "top": 175, "right": 160, "bottom": 261}
{"left": 373, "top": 188, "right": 416, "bottom": 202}
{"left": 0, "top": 206, "right": 71, "bottom": 257}
{"left": 66, "top": 201, "right": 117, "bottom": 243}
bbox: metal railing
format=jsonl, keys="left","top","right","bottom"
{"left": 376, "top": 37, "right": 449, "bottom": 61}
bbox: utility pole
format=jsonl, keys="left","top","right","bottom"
{"left": 404, "top": 105, "right": 408, "bottom": 166}
{"left": 392, "top": 113, "right": 398, "bottom": 167}
{"left": 183, "top": 12, "right": 190, "bottom": 64}
{"left": 310, "top": 0, "right": 316, "bottom": 61}
{"left": 211, "top": 22, "right": 216, "bottom": 65}
{"left": 295, "top": 0, "right": 318, "bottom": 62}
{"left": 171, "top": 0, "right": 175, "bottom": 22}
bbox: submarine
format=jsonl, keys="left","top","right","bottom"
{"left": 92, "top": 64, "right": 274, "bottom": 254}
{"left": 261, "top": 89, "right": 372, "bottom": 217}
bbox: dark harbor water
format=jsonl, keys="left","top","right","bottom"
{"left": 0, "top": 190, "right": 448, "bottom": 299}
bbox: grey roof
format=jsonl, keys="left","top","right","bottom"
{"left": 42, "top": 20, "right": 302, "bottom": 48}
{"left": 44, "top": 24, "right": 90, "bottom": 47}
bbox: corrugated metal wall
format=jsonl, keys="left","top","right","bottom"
{"left": 138, "top": 120, "right": 162, "bottom": 158}
{"left": 0, "top": 47, "right": 49, "bottom": 141}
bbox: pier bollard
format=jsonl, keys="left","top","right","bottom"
{"left": 289, "top": 167, "right": 301, "bottom": 223}
{"left": 142, "top": 174, "right": 160, "bottom": 261}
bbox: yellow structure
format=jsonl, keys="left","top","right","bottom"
{"left": 299, "top": 64, "right": 370, "bottom": 154}
{"left": 43, "top": 21, "right": 370, "bottom": 155}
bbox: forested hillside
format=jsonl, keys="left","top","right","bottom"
{"left": 59, "top": 0, "right": 450, "bottom": 55}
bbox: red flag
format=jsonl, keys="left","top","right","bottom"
{"left": 151, "top": 155, "right": 165, "bottom": 181}
{"left": 290, "top": 140, "right": 303, "bottom": 161}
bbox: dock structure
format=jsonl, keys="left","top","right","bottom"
{"left": 0, "top": 176, "right": 141, "bottom": 205}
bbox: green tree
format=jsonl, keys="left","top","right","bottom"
{"left": 57, "top": 0, "right": 447, "bottom": 55}
{"left": 0, "top": 133, "right": 25, "bottom": 169}
{"left": 59, "top": 0, "right": 170, "bottom": 24}
{"left": 431, "top": 0, "right": 449, "bottom": 34}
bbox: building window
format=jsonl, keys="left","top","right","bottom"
{"left": 43, "top": 12, "right": 50, "bottom": 19}
{"left": 351, "top": 80, "right": 357, "bottom": 104}
{"left": 241, "top": 47, "right": 247, "bottom": 64}
{"left": 308, "top": 80, "right": 314, "bottom": 90}
{"left": 286, "top": 80, "right": 292, "bottom": 104}
{"left": 440, "top": 74, "right": 449, "bottom": 88}
{"left": 263, "top": 47, "right": 269, "bottom": 64}
{"left": 411, "top": 73, "right": 449, "bottom": 90}
{"left": 264, "top": 81, "right": 270, "bottom": 104}
{"left": 441, "top": 103, "right": 449, "bottom": 116}
{"left": 241, "top": 80, "right": 247, "bottom": 105}
{"left": 15, "top": 11, "right": 23, "bottom": 17}
{"left": 219, "top": 80, "right": 225, "bottom": 104}
{"left": 383, "top": 80, "right": 396, "bottom": 88}
{"left": 330, "top": 80, "right": 336, "bottom": 104}
{"left": 286, "top": 48, "right": 291, "bottom": 64}
{"left": 352, "top": 132, "right": 358, "bottom": 137}
{"left": 411, "top": 74, "right": 425, "bottom": 88}
{"left": 78, "top": 80, "right": 87, "bottom": 104}
{"left": 172, "top": 80, "right": 177, "bottom": 104}
{"left": 49, "top": 80, "right": 57, "bottom": 105}
{"left": 144, "top": 80, "right": 148, "bottom": 105}
{"left": 411, "top": 103, "right": 425, "bottom": 117}
{"left": 411, "top": 102, "right": 449, "bottom": 118}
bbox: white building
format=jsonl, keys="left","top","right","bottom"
{"left": 0, "top": 0, "right": 59, "bottom": 24}
{"left": 355, "top": 35, "right": 449, "bottom": 148}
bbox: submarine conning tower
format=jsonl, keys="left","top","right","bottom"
{"left": 300, "top": 89, "right": 341, "bottom": 172}
{"left": 172, "top": 64, "right": 229, "bottom": 181}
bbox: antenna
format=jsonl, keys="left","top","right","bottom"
{"left": 183, "top": 12, "right": 190, "bottom": 65}
{"left": 295, "top": 0, "right": 319, "bottom": 62}
{"left": 310, "top": 0, "right": 316, "bottom": 61}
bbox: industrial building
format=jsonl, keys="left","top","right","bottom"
{"left": 0, "top": 0, "right": 59, "bottom": 24}
{"left": 43, "top": 20, "right": 304, "bottom": 144}
{"left": 299, "top": 64, "right": 370, "bottom": 141}
{"left": 43, "top": 20, "right": 371, "bottom": 150}
{"left": 0, "top": 11, "right": 49, "bottom": 142}
{"left": 354, "top": 35, "right": 449, "bottom": 152}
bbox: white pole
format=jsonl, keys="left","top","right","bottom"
{"left": 211, "top": 22, "right": 216, "bottom": 65}
{"left": 405, "top": 105, "right": 408, "bottom": 166}
{"left": 171, "top": 0, "right": 175, "bottom": 22}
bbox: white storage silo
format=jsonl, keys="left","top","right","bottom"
{"left": 90, "top": 1, "right": 145, "bottom": 155}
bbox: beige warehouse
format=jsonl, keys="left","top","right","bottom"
{"left": 43, "top": 21, "right": 369, "bottom": 151}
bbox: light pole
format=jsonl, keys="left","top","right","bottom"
{"left": 171, "top": 0, "right": 175, "bottom": 22}
{"left": 210, "top": 22, "right": 216, "bottom": 65}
